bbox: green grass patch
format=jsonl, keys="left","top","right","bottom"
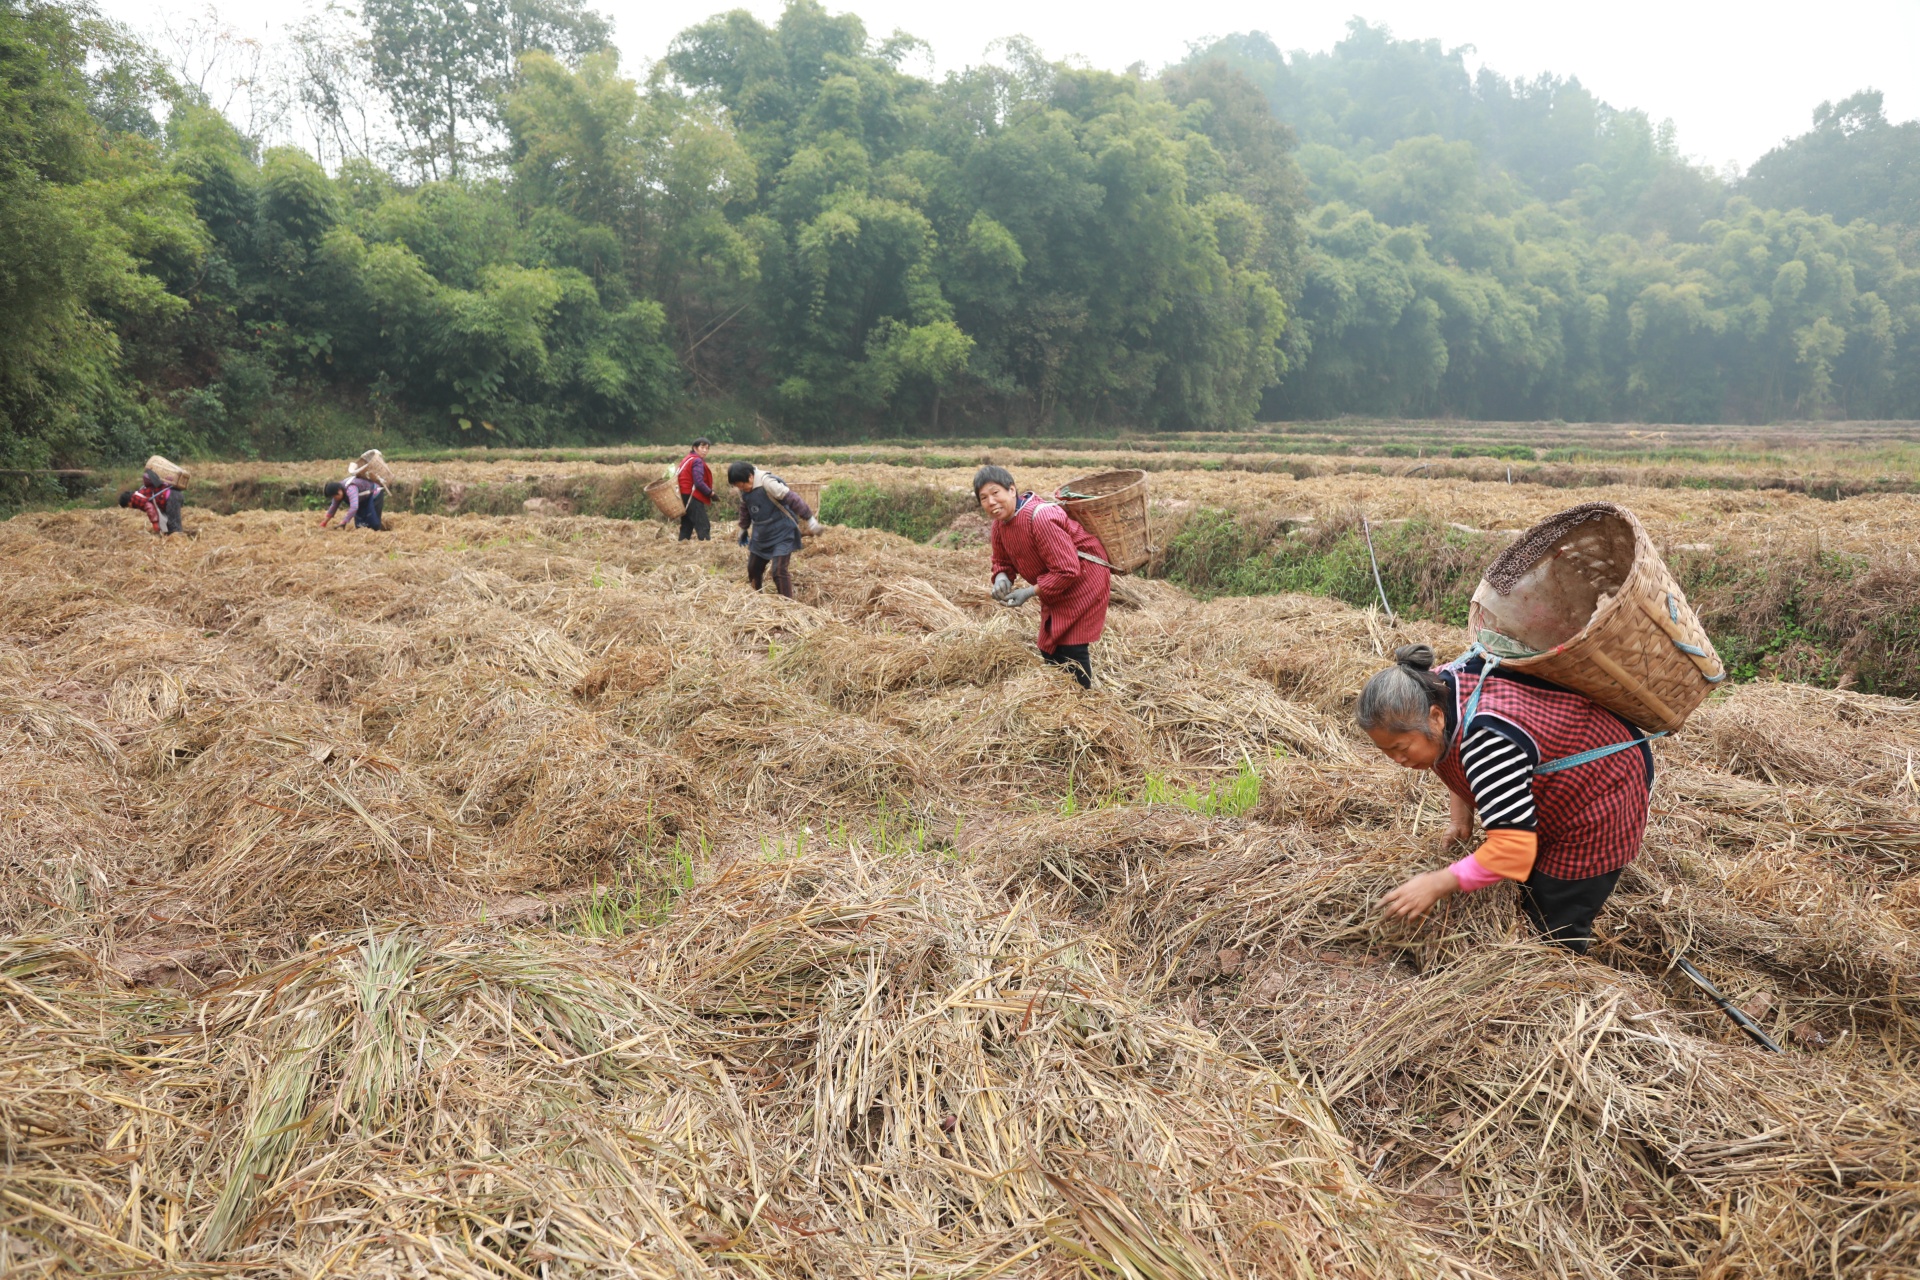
{"left": 1139, "top": 757, "right": 1263, "bottom": 817}
{"left": 817, "top": 480, "right": 977, "bottom": 542}
{"left": 571, "top": 836, "right": 699, "bottom": 937}
{"left": 1161, "top": 506, "right": 1492, "bottom": 624}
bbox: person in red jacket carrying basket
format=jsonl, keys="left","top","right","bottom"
{"left": 119, "top": 478, "right": 182, "bottom": 535}
{"left": 1357, "top": 644, "right": 1655, "bottom": 954}
{"left": 974, "top": 465, "right": 1112, "bottom": 689}
{"left": 676, "top": 437, "right": 715, "bottom": 541}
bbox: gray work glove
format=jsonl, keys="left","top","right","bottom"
{"left": 991, "top": 572, "right": 1013, "bottom": 601}
{"left": 1002, "top": 586, "right": 1038, "bottom": 608}
{"left": 807, "top": 516, "right": 822, "bottom": 535}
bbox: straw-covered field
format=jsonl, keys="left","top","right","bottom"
{"left": 4, "top": 484, "right": 1920, "bottom": 1275}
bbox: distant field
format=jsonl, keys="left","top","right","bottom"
{"left": 130, "top": 431, "right": 1920, "bottom": 702}
{"left": 66, "top": 418, "right": 1920, "bottom": 509}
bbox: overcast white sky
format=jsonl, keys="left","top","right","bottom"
{"left": 100, "top": 0, "right": 1920, "bottom": 169}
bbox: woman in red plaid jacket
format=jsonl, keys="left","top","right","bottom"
{"left": 1356, "top": 644, "right": 1653, "bottom": 953}
{"left": 973, "top": 465, "right": 1111, "bottom": 689}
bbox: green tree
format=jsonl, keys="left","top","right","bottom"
{"left": 1743, "top": 91, "right": 1920, "bottom": 231}
{"left": 0, "top": 0, "right": 202, "bottom": 473}
{"left": 362, "top": 0, "right": 611, "bottom": 178}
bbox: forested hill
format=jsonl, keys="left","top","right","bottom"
{"left": 2, "top": 1, "right": 1917, "bottom": 478}
{"left": 1185, "top": 25, "right": 1918, "bottom": 422}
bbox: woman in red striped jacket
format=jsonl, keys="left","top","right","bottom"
{"left": 1357, "top": 644, "right": 1654, "bottom": 954}
{"left": 974, "top": 465, "right": 1111, "bottom": 689}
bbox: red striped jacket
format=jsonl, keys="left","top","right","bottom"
{"left": 1435, "top": 656, "right": 1653, "bottom": 879}
{"left": 129, "top": 485, "right": 171, "bottom": 534}
{"left": 989, "top": 495, "right": 1110, "bottom": 652}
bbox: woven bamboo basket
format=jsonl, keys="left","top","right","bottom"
{"left": 347, "top": 449, "right": 397, "bottom": 488}
{"left": 787, "top": 481, "right": 823, "bottom": 517}
{"left": 144, "top": 455, "right": 190, "bottom": 487}
{"left": 1054, "top": 470, "right": 1150, "bottom": 573}
{"left": 644, "top": 476, "right": 685, "bottom": 519}
{"left": 1468, "top": 502, "right": 1725, "bottom": 733}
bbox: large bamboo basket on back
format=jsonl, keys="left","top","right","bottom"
{"left": 1054, "top": 470, "right": 1150, "bottom": 573}
{"left": 1468, "top": 502, "right": 1725, "bottom": 733}
{"left": 644, "top": 476, "right": 685, "bottom": 519}
{"left": 145, "top": 455, "right": 190, "bottom": 486}
{"left": 787, "top": 481, "right": 823, "bottom": 517}
{"left": 347, "top": 449, "right": 397, "bottom": 488}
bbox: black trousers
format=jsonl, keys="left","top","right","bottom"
{"left": 1517, "top": 867, "right": 1624, "bottom": 955}
{"left": 678, "top": 499, "right": 710, "bottom": 541}
{"left": 1043, "top": 643, "right": 1092, "bottom": 688}
{"left": 747, "top": 552, "right": 793, "bottom": 598}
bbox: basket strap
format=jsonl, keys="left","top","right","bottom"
{"left": 1537, "top": 732, "right": 1667, "bottom": 774}
{"left": 1454, "top": 645, "right": 1498, "bottom": 752}
{"left": 1654, "top": 590, "right": 1727, "bottom": 682}
{"left": 1458, "top": 644, "right": 1667, "bottom": 773}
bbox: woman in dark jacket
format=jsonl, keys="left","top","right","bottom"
{"left": 729, "top": 462, "right": 819, "bottom": 599}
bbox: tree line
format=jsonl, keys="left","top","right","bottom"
{"left": 3, "top": 0, "right": 1917, "bottom": 475}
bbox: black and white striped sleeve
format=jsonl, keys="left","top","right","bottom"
{"left": 1461, "top": 726, "right": 1537, "bottom": 832}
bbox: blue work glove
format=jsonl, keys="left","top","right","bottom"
{"left": 737, "top": 533, "right": 749, "bottom": 547}
{"left": 1002, "top": 586, "right": 1038, "bottom": 608}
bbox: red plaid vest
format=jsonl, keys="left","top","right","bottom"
{"left": 1435, "top": 657, "right": 1653, "bottom": 879}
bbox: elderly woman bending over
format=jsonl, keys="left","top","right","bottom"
{"left": 1358, "top": 644, "right": 1654, "bottom": 954}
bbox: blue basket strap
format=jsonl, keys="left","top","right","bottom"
{"left": 1671, "top": 637, "right": 1727, "bottom": 681}
{"left": 1457, "top": 636, "right": 1680, "bottom": 775}
{"left": 1667, "top": 592, "right": 1727, "bottom": 681}
{"left": 1536, "top": 731, "right": 1668, "bottom": 775}
{"left": 1454, "top": 646, "right": 1498, "bottom": 752}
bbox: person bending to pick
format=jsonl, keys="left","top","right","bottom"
{"left": 676, "top": 436, "right": 716, "bottom": 541}
{"left": 1357, "top": 644, "right": 1653, "bottom": 953}
{"left": 730, "top": 461, "right": 819, "bottom": 599}
{"left": 974, "top": 465, "right": 1111, "bottom": 689}
{"left": 320, "top": 475, "right": 384, "bottom": 529}
{"left": 119, "top": 477, "right": 182, "bottom": 535}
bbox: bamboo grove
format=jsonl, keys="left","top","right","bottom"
{"left": 4, "top": 0, "right": 1919, "bottom": 476}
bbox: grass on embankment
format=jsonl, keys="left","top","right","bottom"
{"left": 1154, "top": 504, "right": 1920, "bottom": 700}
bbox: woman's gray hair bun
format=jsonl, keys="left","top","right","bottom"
{"left": 1394, "top": 644, "right": 1436, "bottom": 671}
{"left": 1357, "top": 645, "right": 1449, "bottom": 735}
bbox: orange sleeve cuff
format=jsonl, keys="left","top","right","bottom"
{"left": 1472, "top": 829, "right": 1538, "bottom": 881}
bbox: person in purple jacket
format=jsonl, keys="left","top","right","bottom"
{"left": 320, "top": 476, "right": 384, "bottom": 529}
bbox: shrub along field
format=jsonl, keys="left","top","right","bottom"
{"left": 3, "top": 464, "right": 1920, "bottom": 1274}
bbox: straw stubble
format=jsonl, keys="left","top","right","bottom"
{"left": 0, "top": 505, "right": 1915, "bottom": 1276}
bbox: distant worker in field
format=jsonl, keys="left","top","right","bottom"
{"left": 730, "top": 461, "right": 820, "bottom": 599}
{"left": 676, "top": 437, "right": 716, "bottom": 541}
{"left": 1359, "top": 644, "right": 1653, "bottom": 954}
{"left": 119, "top": 475, "right": 182, "bottom": 536}
{"left": 974, "top": 464, "right": 1111, "bottom": 689}
{"left": 320, "top": 474, "right": 384, "bottom": 530}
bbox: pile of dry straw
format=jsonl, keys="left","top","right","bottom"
{"left": 1, "top": 506, "right": 1915, "bottom": 1277}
